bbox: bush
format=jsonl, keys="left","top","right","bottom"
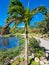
{"left": 28, "top": 38, "right": 39, "bottom": 55}
{"left": 0, "top": 46, "right": 23, "bottom": 64}
{"left": 35, "top": 48, "right": 45, "bottom": 58}
{"left": 19, "top": 57, "right": 25, "bottom": 62}
{"left": 31, "top": 61, "right": 40, "bottom": 65}
{"left": 28, "top": 58, "right": 32, "bottom": 64}
{"left": 12, "top": 59, "right": 19, "bottom": 65}
{"left": 28, "top": 38, "right": 45, "bottom": 58}
{"left": 11, "top": 57, "right": 40, "bottom": 65}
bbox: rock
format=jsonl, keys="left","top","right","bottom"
{"left": 40, "top": 57, "right": 45, "bottom": 60}
{"left": 43, "top": 59, "right": 49, "bottom": 64}
{"left": 32, "top": 53, "right": 35, "bottom": 58}
{"left": 40, "top": 59, "right": 49, "bottom": 65}
{"left": 34, "top": 57, "right": 40, "bottom": 62}
{"left": 40, "top": 61, "right": 44, "bottom": 65}
{"left": 29, "top": 56, "right": 33, "bottom": 58}
{"left": 45, "top": 53, "right": 48, "bottom": 58}
{"left": 11, "top": 59, "right": 14, "bottom": 63}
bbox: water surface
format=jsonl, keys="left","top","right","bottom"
{"left": 0, "top": 37, "right": 19, "bottom": 49}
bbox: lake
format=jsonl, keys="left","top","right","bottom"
{"left": 0, "top": 37, "right": 20, "bottom": 49}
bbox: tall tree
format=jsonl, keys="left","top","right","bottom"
{"left": 1, "top": 0, "right": 47, "bottom": 65}
{"left": 34, "top": 10, "right": 49, "bottom": 33}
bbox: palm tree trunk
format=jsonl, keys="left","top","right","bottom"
{"left": 1, "top": 17, "right": 22, "bottom": 35}
{"left": 25, "top": 25, "right": 28, "bottom": 65}
{"left": 1, "top": 18, "right": 15, "bottom": 35}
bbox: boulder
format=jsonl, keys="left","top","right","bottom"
{"left": 34, "top": 57, "right": 40, "bottom": 62}
{"left": 32, "top": 53, "right": 35, "bottom": 58}
{"left": 40, "top": 61, "right": 44, "bottom": 65}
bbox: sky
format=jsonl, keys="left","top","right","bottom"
{"left": 0, "top": 0, "right": 49, "bottom": 27}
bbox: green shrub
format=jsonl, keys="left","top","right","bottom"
{"left": 31, "top": 61, "right": 40, "bottom": 65}
{"left": 35, "top": 48, "right": 45, "bottom": 58}
{"left": 0, "top": 46, "right": 23, "bottom": 64}
{"left": 12, "top": 60, "right": 19, "bottom": 65}
{"left": 19, "top": 57, "right": 25, "bottom": 62}
{"left": 28, "top": 38, "right": 45, "bottom": 58}
{"left": 28, "top": 58, "right": 32, "bottom": 64}
{"left": 28, "top": 38, "right": 39, "bottom": 55}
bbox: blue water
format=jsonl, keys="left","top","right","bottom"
{"left": 0, "top": 37, "right": 20, "bottom": 49}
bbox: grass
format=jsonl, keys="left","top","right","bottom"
{"left": 1, "top": 33, "right": 22, "bottom": 38}
{"left": 2, "top": 34, "right": 16, "bottom": 37}
{"left": 11, "top": 58, "right": 40, "bottom": 65}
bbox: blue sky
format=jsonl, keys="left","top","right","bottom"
{"left": 0, "top": 0, "right": 49, "bottom": 27}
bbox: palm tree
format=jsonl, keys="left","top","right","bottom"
{"left": 1, "top": 17, "right": 23, "bottom": 35}
{"left": 1, "top": 0, "right": 47, "bottom": 65}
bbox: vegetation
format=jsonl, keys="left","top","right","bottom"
{"left": 28, "top": 38, "right": 45, "bottom": 58}
{"left": 0, "top": 26, "right": 3, "bottom": 34}
{"left": 10, "top": 27, "right": 25, "bottom": 34}
{"left": 0, "top": 47, "right": 21, "bottom": 64}
{"left": 0, "top": 37, "right": 24, "bottom": 65}
{"left": 34, "top": 10, "right": 49, "bottom": 34}
{"left": 0, "top": 37, "right": 45, "bottom": 65}
{"left": 0, "top": 0, "right": 49, "bottom": 65}
{"left": 30, "top": 61, "right": 40, "bottom": 65}
{"left": 11, "top": 57, "right": 40, "bottom": 65}
{"left": 1, "top": 0, "right": 47, "bottom": 64}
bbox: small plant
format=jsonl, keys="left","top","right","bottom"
{"left": 28, "top": 58, "right": 32, "bottom": 64}
{"left": 28, "top": 38, "right": 45, "bottom": 58}
{"left": 12, "top": 60, "right": 19, "bottom": 65}
{"left": 35, "top": 48, "right": 45, "bottom": 58}
{"left": 31, "top": 61, "right": 40, "bottom": 65}
{"left": 19, "top": 57, "right": 25, "bottom": 62}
